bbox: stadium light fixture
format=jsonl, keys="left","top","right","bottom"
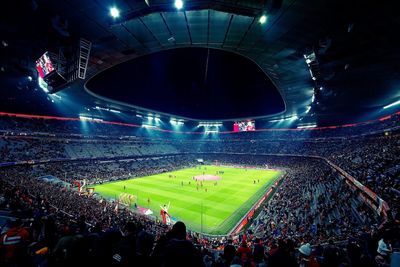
{"left": 268, "top": 118, "right": 281, "bottom": 122}
{"left": 79, "top": 116, "right": 103, "bottom": 122}
{"left": 38, "top": 76, "right": 49, "bottom": 93}
{"left": 142, "top": 124, "right": 157, "bottom": 129}
{"left": 94, "top": 106, "right": 121, "bottom": 114}
{"left": 383, "top": 100, "right": 400, "bottom": 109}
{"left": 198, "top": 122, "right": 222, "bottom": 127}
{"left": 297, "top": 124, "right": 317, "bottom": 129}
{"left": 259, "top": 15, "right": 267, "bottom": 24}
{"left": 280, "top": 115, "right": 298, "bottom": 121}
{"left": 52, "top": 94, "right": 62, "bottom": 100}
{"left": 110, "top": 7, "right": 120, "bottom": 18}
{"left": 174, "top": 0, "right": 183, "bottom": 10}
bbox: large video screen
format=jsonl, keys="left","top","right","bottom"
{"left": 36, "top": 52, "right": 55, "bottom": 78}
{"left": 233, "top": 120, "right": 255, "bottom": 132}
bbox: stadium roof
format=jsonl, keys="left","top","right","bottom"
{"left": 0, "top": 0, "right": 399, "bottom": 125}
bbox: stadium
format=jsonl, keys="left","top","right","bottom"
{"left": 0, "top": 1, "right": 399, "bottom": 267}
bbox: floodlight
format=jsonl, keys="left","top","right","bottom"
{"left": 38, "top": 76, "right": 49, "bottom": 93}
{"left": 110, "top": 7, "right": 120, "bottom": 18}
{"left": 297, "top": 124, "right": 317, "bottom": 129}
{"left": 259, "top": 15, "right": 267, "bottom": 24}
{"left": 383, "top": 100, "right": 400, "bottom": 109}
{"left": 175, "top": 0, "right": 183, "bottom": 10}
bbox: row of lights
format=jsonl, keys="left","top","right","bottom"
{"left": 79, "top": 115, "right": 103, "bottom": 122}
{"left": 198, "top": 122, "right": 223, "bottom": 127}
{"left": 170, "top": 118, "right": 184, "bottom": 125}
{"left": 110, "top": 2, "right": 267, "bottom": 24}
{"left": 110, "top": 1, "right": 184, "bottom": 18}
{"left": 137, "top": 113, "right": 186, "bottom": 126}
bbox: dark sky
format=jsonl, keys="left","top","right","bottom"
{"left": 87, "top": 48, "right": 285, "bottom": 120}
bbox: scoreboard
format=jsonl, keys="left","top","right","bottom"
{"left": 233, "top": 120, "right": 255, "bottom": 132}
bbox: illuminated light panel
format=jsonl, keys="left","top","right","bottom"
{"left": 198, "top": 122, "right": 222, "bottom": 127}
{"left": 170, "top": 119, "right": 183, "bottom": 125}
{"left": 95, "top": 106, "right": 121, "bottom": 114}
{"left": 110, "top": 7, "right": 120, "bottom": 18}
{"left": 38, "top": 77, "right": 49, "bottom": 93}
{"left": 52, "top": 94, "right": 62, "bottom": 100}
{"left": 259, "top": 15, "right": 267, "bottom": 24}
{"left": 383, "top": 100, "right": 400, "bottom": 109}
{"left": 297, "top": 124, "right": 317, "bottom": 129}
{"left": 174, "top": 0, "right": 183, "bottom": 10}
{"left": 142, "top": 124, "right": 157, "bottom": 129}
{"left": 79, "top": 115, "right": 103, "bottom": 122}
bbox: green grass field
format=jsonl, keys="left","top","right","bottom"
{"left": 93, "top": 165, "right": 281, "bottom": 235}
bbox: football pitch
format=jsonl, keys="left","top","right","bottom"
{"left": 93, "top": 165, "right": 282, "bottom": 235}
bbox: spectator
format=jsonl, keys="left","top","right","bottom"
{"left": 0, "top": 219, "right": 30, "bottom": 266}
{"left": 298, "top": 243, "right": 319, "bottom": 267}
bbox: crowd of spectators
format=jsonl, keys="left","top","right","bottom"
{"left": 30, "top": 155, "right": 197, "bottom": 184}
{"left": 1, "top": 155, "right": 399, "bottom": 266}
{"left": 0, "top": 115, "right": 399, "bottom": 266}
{"left": 1, "top": 126, "right": 398, "bottom": 211}
{"left": 0, "top": 112, "right": 399, "bottom": 139}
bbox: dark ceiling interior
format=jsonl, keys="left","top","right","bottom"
{"left": 0, "top": 0, "right": 399, "bottom": 125}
